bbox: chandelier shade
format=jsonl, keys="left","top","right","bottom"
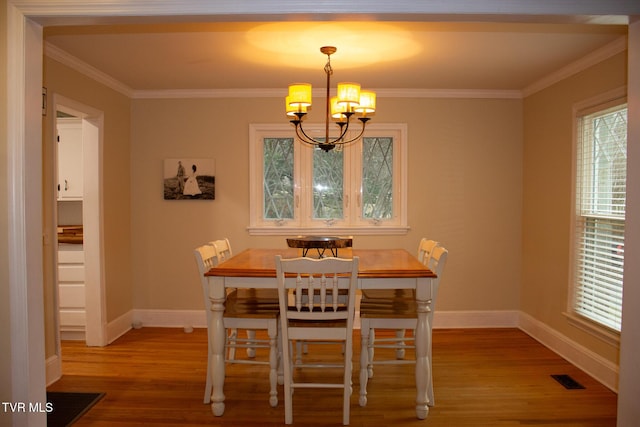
{"left": 287, "top": 83, "right": 312, "bottom": 107}
{"left": 286, "top": 46, "right": 376, "bottom": 152}
{"left": 355, "top": 91, "right": 376, "bottom": 114}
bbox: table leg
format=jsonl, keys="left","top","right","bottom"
{"left": 209, "top": 277, "right": 227, "bottom": 416}
{"left": 414, "top": 280, "right": 432, "bottom": 419}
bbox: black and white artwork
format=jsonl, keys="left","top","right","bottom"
{"left": 164, "top": 158, "right": 215, "bottom": 200}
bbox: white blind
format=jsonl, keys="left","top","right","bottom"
{"left": 574, "top": 103, "right": 627, "bottom": 332}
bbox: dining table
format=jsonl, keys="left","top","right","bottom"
{"left": 204, "top": 247, "right": 437, "bottom": 419}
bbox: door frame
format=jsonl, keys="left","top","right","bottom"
{"left": 53, "top": 95, "right": 107, "bottom": 350}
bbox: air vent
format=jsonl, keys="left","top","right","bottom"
{"left": 551, "top": 374, "right": 585, "bottom": 390}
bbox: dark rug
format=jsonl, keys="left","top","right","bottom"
{"left": 46, "top": 391, "right": 105, "bottom": 427}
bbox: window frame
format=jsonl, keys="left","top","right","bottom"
{"left": 248, "top": 123, "right": 408, "bottom": 235}
{"left": 566, "top": 87, "right": 627, "bottom": 344}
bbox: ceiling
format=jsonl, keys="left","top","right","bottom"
{"left": 43, "top": 20, "right": 627, "bottom": 94}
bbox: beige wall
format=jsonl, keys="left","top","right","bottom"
{"left": 43, "top": 57, "right": 133, "bottom": 355}
{"left": 521, "top": 51, "right": 627, "bottom": 365}
{"left": 131, "top": 96, "right": 523, "bottom": 311}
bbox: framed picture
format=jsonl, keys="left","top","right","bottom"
{"left": 163, "top": 158, "right": 215, "bottom": 200}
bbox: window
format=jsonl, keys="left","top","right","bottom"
{"left": 249, "top": 123, "right": 408, "bottom": 235}
{"left": 571, "top": 94, "right": 627, "bottom": 335}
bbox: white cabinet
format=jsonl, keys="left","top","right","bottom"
{"left": 58, "top": 244, "right": 86, "bottom": 340}
{"left": 57, "top": 118, "right": 83, "bottom": 200}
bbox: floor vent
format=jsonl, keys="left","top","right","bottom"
{"left": 551, "top": 374, "right": 585, "bottom": 390}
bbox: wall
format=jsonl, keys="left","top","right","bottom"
{"left": 130, "top": 96, "right": 523, "bottom": 313}
{"left": 521, "top": 52, "right": 627, "bottom": 367}
{"left": 43, "top": 57, "right": 133, "bottom": 355}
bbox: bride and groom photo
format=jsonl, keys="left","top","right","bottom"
{"left": 163, "top": 158, "right": 215, "bottom": 200}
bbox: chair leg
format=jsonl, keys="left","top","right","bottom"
{"left": 277, "top": 323, "right": 284, "bottom": 385}
{"left": 227, "top": 328, "right": 237, "bottom": 361}
{"left": 367, "top": 329, "right": 375, "bottom": 378}
{"left": 395, "top": 329, "right": 406, "bottom": 359}
{"left": 204, "top": 349, "right": 213, "bottom": 404}
{"left": 343, "top": 344, "right": 352, "bottom": 425}
{"left": 246, "top": 329, "right": 256, "bottom": 358}
{"left": 359, "top": 324, "right": 369, "bottom": 407}
{"left": 268, "top": 327, "right": 278, "bottom": 407}
{"left": 283, "top": 339, "right": 294, "bottom": 424}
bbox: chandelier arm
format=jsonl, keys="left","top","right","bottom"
{"left": 337, "top": 118, "right": 369, "bottom": 145}
{"left": 294, "top": 123, "right": 323, "bottom": 145}
{"left": 332, "top": 117, "right": 351, "bottom": 144}
{"left": 294, "top": 116, "right": 352, "bottom": 146}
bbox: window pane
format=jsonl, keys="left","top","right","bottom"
{"left": 575, "top": 103, "right": 626, "bottom": 332}
{"left": 313, "top": 146, "right": 343, "bottom": 219}
{"left": 362, "top": 137, "right": 393, "bottom": 219}
{"left": 263, "top": 138, "right": 294, "bottom": 219}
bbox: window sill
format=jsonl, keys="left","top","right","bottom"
{"left": 563, "top": 311, "right": 620, "bottom": 347}
{"left": 246, "top": 225, "right": 410, "bottom": 236}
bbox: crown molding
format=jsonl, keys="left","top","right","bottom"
{"left": 522, "top": 36, "right": 627, "bottom": 97}
{"left": 374, "top": 88, "right": 523, "bottom": 99}
{"left": 131, "top": 88, "right": 285, "bottom": 99}
{"left": 133, "top": 87, "right": 523, "bottom": 99}
{"left": 44, "top": 42, "right": 134, "bottom": 98}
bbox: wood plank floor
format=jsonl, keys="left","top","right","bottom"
{"left": 48, "top": 328, "right": 617, "bottom": 426}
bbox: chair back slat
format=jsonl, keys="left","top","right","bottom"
{"left": 276, "top": 256, "right": 359, "bottom": 323}
{"left": 211, "top": 238, "right": 232, "bottom": 263}
{"left": 418, "top": 238, "right": 440, "bottom": 269}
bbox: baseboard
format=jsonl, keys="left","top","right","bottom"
{"left": 107, "top": 310, "right": 133, "bottom": 344}
{"left": 132, "top": 309, "right": 208, "bottom": 329}
{"left": 60, "top": 330, "right": 86, "bottom": 341}
{"left": 433, "top": 310, "right": 520, "bottom": 329}
{"left": 126, "top": 309, "right": 521, "bottom": 330}
{"left": 518, "top": 312, "right": 619, "bottom": 392}
{"left": 46, "top": 354, "right": 61, "bottom": 386}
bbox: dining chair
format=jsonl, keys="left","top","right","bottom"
{"left": 275, "top": 255, "right": 359, "bottom": 425}
{"left": 194, "top": 244, "right": 279, "bottom": 407}
{"left": 210, "top": 238, "right": 279, "bottom": 360}
{"left": 358, "top": 245, "right": 448, "bottom": 409}
{"left": 360, "top": 238, "right": 440, "bottom": 359}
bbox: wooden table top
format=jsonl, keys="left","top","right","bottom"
{"left": 205, "top": 248, "right": 436, "bottom": 279}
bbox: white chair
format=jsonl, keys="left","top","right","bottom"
{"left": 360, "top": 238, "right": 440, "bottom": 359}
{"left": 194, "top": 244, "right": 279, "bottom": 407}
{"left": 359, "top": 245, "right": 448, "bottom": 409}
{"left": 275, "top": 255, "right": 359, "bottom": 426}
{"left": 210, "top": 238, "right": 279, "bottom": 359}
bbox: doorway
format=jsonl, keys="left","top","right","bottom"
{"left": 53, "top": 96, "right": 106, "bottom": 350}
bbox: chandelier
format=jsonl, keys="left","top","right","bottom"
{"left": 285, "top": 46, "right": 376, "bottom": 152}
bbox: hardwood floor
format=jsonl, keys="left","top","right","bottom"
{"left": 48, "top": 328, "right": 617, "bottom": 426}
